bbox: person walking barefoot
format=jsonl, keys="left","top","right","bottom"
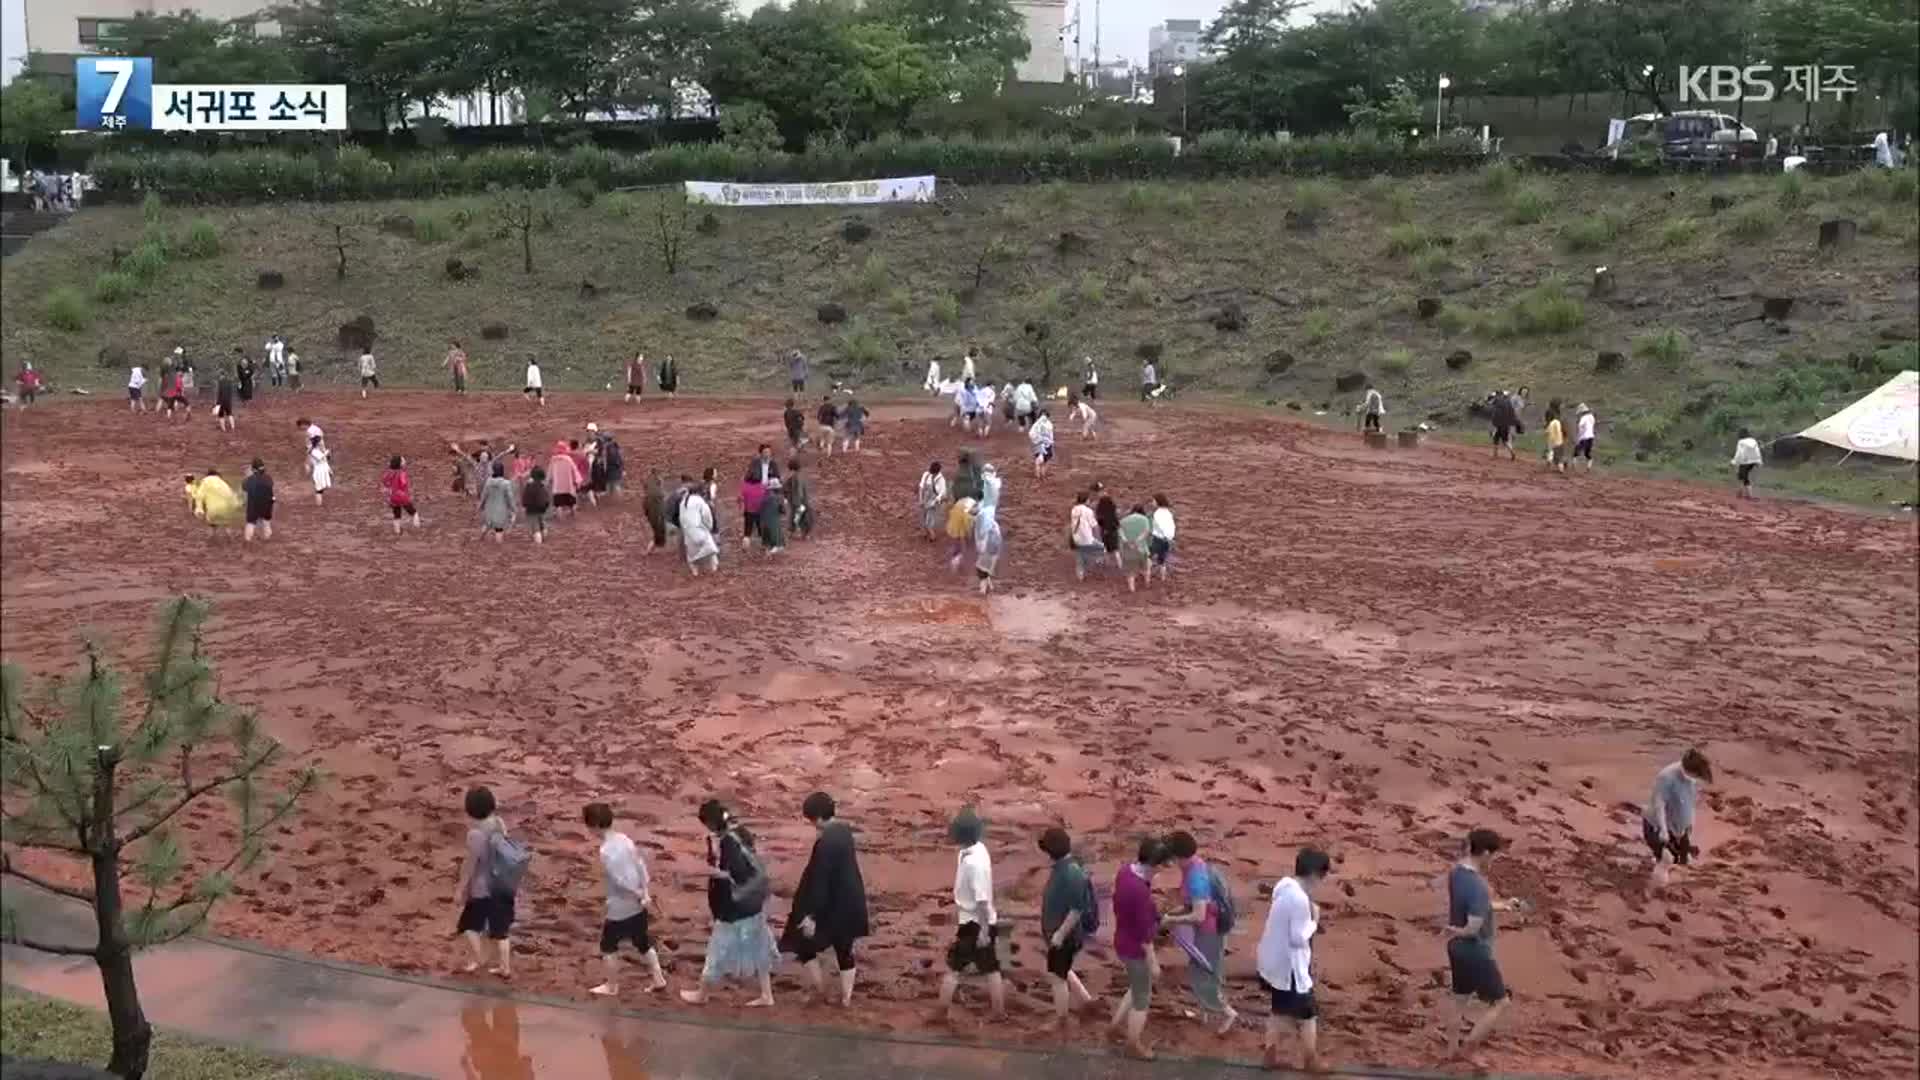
{"left": 454, "top": 787, "right": 516, "bottom": 979}
{"left": 479, "top": 461, "right": 515, "bottom": 542}
{"left": 917, "top": 462, "right": 948, "bottom": 542}
{"left": 308, "top": 438, "right": 334, "bottom": 507}
{"left": 1037, "top": 827, "right": 1098, "bottom": 1034}
{"left": 381, "top": 456, "right": 423, "bottom": 534}
{"left": 780, "top": 792, "right": 871, "bottom": 1008}
{"left": 583, "top": 802, "right": 669, "bottom": 997}
{"left": 937, "top": 807, "right": 1006, "bottom": 1024}
{"left": 1257, "top": 847, "right": 1332, "bottom": 1073}
{"left": 1440, "top": 829, "right": 1522, "bottom": 1068}
{"left": 1732, "top": 428, "right": 1763, "bottom": 499}
{"left": 1109, "top": 837, "right": 1170, "bottom": 1060}
{"left": 680, "top": 800, "right": 777, "bottom": 1008}
{"left": 1643, "top": 749, "right": 1712, "bottom": 889}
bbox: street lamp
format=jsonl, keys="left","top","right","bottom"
{"left": 1173, "top": 64, "right": 1188, "bottom": 134}
{"left": 1435, "top": 75, "right": 1451, "bottom": 137}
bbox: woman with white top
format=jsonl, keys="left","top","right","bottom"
{"left": 1149, "top": 494, "right": 1176, "bottom": 581}
{"left": 1256, "top": 848, "right": 1332, "bottom": 1073}
{"left": 308, "top": 438, "right": 334, "bottom": 506}
{"left": 127, "top": 364, "right": 148, "bottom": 413}
{"left": 924, "top": 357, "right": 942, "bottom": 394}
{"left": 1082, "top": 356, "right": 1099, "bottom": 400}
{"left": 1028, "top": 409, "right": 1056, "bottom": 478}
{"left": 524, "top": 358, "right": 545, "bottom": 406}
{"left": 1731, "top": 427, "right": 1763, "bottom": 499}
{"left": 1573, "top": 403, "right": 1597, "bottom": 472}
{"left": 917, "top": 461, "right": 948, "bottom": 541}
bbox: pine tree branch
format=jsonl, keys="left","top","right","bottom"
{"left": 3, "top": 932, "right": 98, "bottom": 958}
{"left": 0, "top": 860, "right": 96, "bottom": 905}
{"left": 121, "top": 744, "right": 282, "bottom": 847}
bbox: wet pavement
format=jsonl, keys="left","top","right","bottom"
{"left": 0, "top": 886, "right": 1559, "bottom": 1080}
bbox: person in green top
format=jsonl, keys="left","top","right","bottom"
{"left": 757, "top": 477, "right": 788, "bottom": 554}
{"left": 951, "top": 450, "right": 983, "bottom": 503}
{"left": 785, "top": 459, "right": 815, "bottom": 539}
{"left": 1037, "top": 827, "right": 1096, "bottom": 1034}
{"left": 1118, "top": 504, "right": 1153, "bottom": 593}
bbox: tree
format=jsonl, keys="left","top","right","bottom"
{"left": 868, "top": 0, "right": 1030, "bottom": 94}
{"left": 1201, "top": 0, "right": 1301, "bottom": 52}
{"left": 1558, "top": 0, "right": 1747, "bottom": 115}
{"left": 0, "top": 598, "right": 318, "bottom": 1080}
{"left": 492, "top": 186, "right": 555, "bottom": 273}
{"left": 706, "top": 2, "right": 946, "bottom": 142}
{"left": 651, "top": 189, "right": 691, "bottom": 274}
{"left": 0, "top": 76, "right": 64, "bottom": 169}
{"left": 99, "top": 13, "right": 303, "bottom": 83}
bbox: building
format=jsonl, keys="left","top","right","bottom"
{"left": 3, "top": 0, "right": 275, "bottom": 83}
{"left": 1147, "top": 18, "right": 1210, "bottom": 78}
{"left": 1012, "top": 0, "right": 1069, "bottom": 84}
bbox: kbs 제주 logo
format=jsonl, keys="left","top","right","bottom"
{"left": 76, "top": 57, "right": 347, "bottom": 131}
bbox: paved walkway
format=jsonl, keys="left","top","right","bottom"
{"left": 2, "top": 886, "right": 1548, "bottom": 1080}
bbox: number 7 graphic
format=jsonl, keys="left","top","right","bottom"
{"left": 96, "top": 59, "right": 135, "bottom": 114}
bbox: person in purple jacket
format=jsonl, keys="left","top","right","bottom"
{"left": 1107, "top": 836, "right": 1172, "bottom": 1060}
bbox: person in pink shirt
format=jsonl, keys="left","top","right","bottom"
{"left": 380, "top": 456, "right": 422, "bottom": 535}
{"left": 1108, "top": 837, "right": 1171, "bottom": 1060}
{"left": 547, "top": 441, "right": 582, "bottom": 518}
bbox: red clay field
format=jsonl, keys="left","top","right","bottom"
{"left": 2, "top": 391, "right": 1916, "bottom": 1079}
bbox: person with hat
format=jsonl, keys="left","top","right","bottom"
{"left": 1574, "top": 403, "right": 1597, "bottom": 472}
{"left": 937, "top": 807, "right": 1005, "bottom": 1022}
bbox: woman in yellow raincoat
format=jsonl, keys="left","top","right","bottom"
{"left": 184, "top": 469, "right": 242, "bottom": 533}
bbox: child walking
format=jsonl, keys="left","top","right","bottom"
{"left": 381, "top": 456, "right": 422, "bottom": 533}
{"left": 1732, "top": 428, "right": 1763, "bottom": 498}
{"left": 308, "top": 438, "right": 334, "bottom": 507}
{"left": 521, "top": 466, "right": 551, "bottom": 544}
{"left": 918, "top": 462, "right": 948, "bottom": 541}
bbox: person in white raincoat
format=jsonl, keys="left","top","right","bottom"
{"left": 681, "top": 486, "right": 720, "bottom": 575}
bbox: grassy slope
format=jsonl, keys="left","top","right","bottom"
{"left": 0, "top": 988, "right": 393, "bottom": 1079}
{"left": 4, "top": 167, "right": 1916, "bottom": 501}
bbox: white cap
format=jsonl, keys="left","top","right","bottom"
{"left": 586, "top": 422, "right": 599, "bottom": 433}
{"left": 173, "top": 346, "right": 184, "bottom": 354}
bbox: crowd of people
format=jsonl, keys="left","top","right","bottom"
{"left": 450, "top": 747, "right": 1711, "bottom": 1069}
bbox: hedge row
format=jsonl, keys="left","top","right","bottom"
{"left": 88, "top": 132, "right": 1491, "bottom": 203}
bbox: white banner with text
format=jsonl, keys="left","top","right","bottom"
{"left": 684, "top": 176, "right": 937, "bottom": 207}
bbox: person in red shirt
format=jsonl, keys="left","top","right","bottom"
{"left": 14, "top": 362, "right": 44, "bottom": 408}
{"left": 568, "top": 439, "right": 596, "bottom": 508}
{"left": 164, "top": 366, "right": 192, "bottom": 422}
{"left": 381, "top": 455, "right": 423, "bottom": 535}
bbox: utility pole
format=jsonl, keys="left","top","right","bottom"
{"left": 1093, "top": 0, "right": 1102, "bottom": 81}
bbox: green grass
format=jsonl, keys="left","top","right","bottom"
{"left": 1122, "top": 184, "right": 1195, "bottom": 216}
{"left": 1459, "top": 226, "right": 1494, "bottom": 253}
{"left": 0, "top": 988, "right": 391, "bottom": 1080}
{"left": 1380, "top": 346, "right": 1414, "bottom": 375}
{"left": 930, "top": 291, "right": 960, "bottom": 326}
{"left": 1505, "top": 184, "right": 1553, "bottom": 224}
{"left": 1728, "top": 201, "right": 1778, "bottom": 239}
{"left": 412, "top": 211, "right": 453, "bottom": 244}
{"left": 1413, "top": 248, "right": 1458, "bottom": 279}
{"left": 885, "top": 287, "right": 914, "bottom": 315}
{"left": 1123, "top": 275, "right": 1152, "bottom": 308}
{"left": 1480, "top": 160, "right": 1522, "bottom": 195}
{"left": 1074, "top": 270, "right": 1106, "bottom": 305}
{"left": 1776, "top": 170, "right": 1809, "bottom": 211}
{"left": 1435, "top": 305, "right": 1472, "bottom": 335}
{"left": 92, "top": 270, "right": 136, "bottom": 304}
{"left": 1293, "top": 179, "right": 1334, "bottom": 216}
{"left": 44, "top": 287, "right": 90, "bottom": 331}
{"left": 1559, "top": 212, "right": 1623, "bottom": 252}
{"left": 1496, "top": 278, "right": 1584, "bottom": 336}
{"left": 1660, "top": 217, "right": 1702, "bottom": 249}
{"left": 1302, "top": 308, "right": 1334, "bottom": 344}
{"left": 180, "top": 219, "right": 221, "bottom": 260}
{"left": 836, "top": 315, "right": 890, "bottom": 367}
{"left": 850, "top": 253, "right": 890, "bottom": 297}
{"left": 1386, "top": 223, "right": 1437, "bottom": 255}
{"left": 1634, "top": 328, "right": 1693, "bottom": 368}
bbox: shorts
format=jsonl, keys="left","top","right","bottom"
{"left": 1150, "top": 537, "right": 1173, "bottom": 565}
{"left": 360, "top": 375, "right": 379, "bottom": 388}
{"left": 1075, "top": 544, "right": 1106, "bottom": 572}
{"left": 1045, "top": 936, "right": 1081, "bottom": 979}
{"left": 1737, "top": 463, "right": 1756, "bottom": 484}
{"left": 1642, "top": 820, "right": 1694, "bottom": 864}
{"left": 1447, "top": 938, "right": 1509, "bottom": 1003}
{"left": 1101, "top": 530, "right": 1120, "bottom": 553}
{"left": 526, "top": 511, "right": 547, "bottom": 533}
{"left": 553, "top": 493, "right": 577, "bottom": 509}
{"left": 1575, "top": 437, "right": 1594, "bottom": 460}
{"left": 1034, "top": 444, "right": 1054, "bottom": 463}
{"left": 246, "top": 504, "right": 273, "bottom": 524}
{"left": 1121, "top": 955, "right": 1153, "bottom": 1006}
{"left": 628, "top": 383, "right": 645, "bottom": 396}
{"left": 599, "top": 912, "right": 654, "bottom": 955}
{"left": 963, "top": 411, "right": 980, "bottom": 423}
{"left": 791, "top": 378, "right": 806, "bottom": 392}
{"left": 1493, "top": 425, "right": 1513, "bottom": 445}
{"left": 214, "top": 403, "right": 233, "bottom": 418}
{"left": 127, "top": 387, "right": 144, "bottom": 401}
{"left": 1550, "top": 444, "right": 1567, "bottom": 464}
{"left": 1363, "top": 412, "right": 1382, "bottom": 432}
{"left": 789, "top": 932, "right": 857, "bottom": 969}
{"left": 457, "top": 894, "right": 515, "bottom": 940}
{"left": 390, "top": 502, "right": 417, "bottom": 519}
{"left": 525, "top": 386, "right": 544, "bottom": 399}
{"left": 1259, "top": 973, "right": 1318, "bottom": 1020}
{"left": 945, "top": 922, "right": 1000, "bottom": 975}
{"left": 845, "top": 422, "right": 865, "bottom": 439}
{"left": 1083, "top": 382, "right": 1098, "bottom": 399}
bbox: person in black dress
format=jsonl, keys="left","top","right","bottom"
{"left": 235, "top": 348, "right": 256, "bottom": 402}
{"left": 780, "top": 792, "right": 871, "bottom": 1008}
{"left": 1092, "top": 482, "right": 1122, "bottom": 570}
{"left": 213, "top": 370, "right": 238, "bottom": 432}
{"left": 242, "top": 457, "right": 274, "bottom": 542}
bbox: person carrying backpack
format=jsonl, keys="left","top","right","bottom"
{"left": 1038, "top": 827, "right": 1099, "bottom": 1033}
{"left": 454, "top": 786, "right": 528, "bottom": 979}
{"left": 1164, "top": 830, "right": 1240, "bottom": 1034}
{"left": 681, "top": 799, "right": 777, "bottom": 1007}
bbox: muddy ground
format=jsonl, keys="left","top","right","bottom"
{"left": 3, "top": 391, "right": 1915, "bottom": 1079}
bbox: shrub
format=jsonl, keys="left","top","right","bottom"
{"left": 1075, "top": 270, "right": 1106, "bottom": 305}
{"left": 1380, "top": 347, "right": 1414, "bottom": 376}
{"left": 1634, "top": 328, "right": 1693, "bottom": 367}
{"left": 852, "top": 253, "right": 889, "bottom": 297}
{"left": 1727, "top": 202, "right": 1777, "bottom": 239}
{"left": 1660, "top": 217, "right": 1701, "bottom": 248}
{"left": 45, "top": 287, "right": 90, "bottom": 331}
{"left": 886, "top": 287, "right": 914, "bottom": 315}
{"left": 1122, "top": 184, "right": 1195, "bottom": 215}
{"left": 1386, "top": 223, "right": 1437, "bottom": 255}
{"left": 1889, "top": 168, "right": 1919, "bottom": 205}
{"left": 179, "top": 218, "right": 220, "bottom": 259}
{"left": 1414, "top": 248, "right": 1458, "bottom": 278}
{"left": 1459, "top": 226, "right": 1494, "bottom": 253}
{"left": 931, "top": 291, "right": 960, "bottom": 326}
{"left": 92, "top": 271, "right": 136, "bottom": 304}
{"left": 409, "top": 212, "right": 450, "bottom": 243}
{"left": 1302, "top": 309, "right": 1334, "bottom": 343}
{"left": 1859, "top": 210, "right": 1892, "bottom": 236}
{"left": 1505, "top": 183, "right": 1552, "bottom": 224}
{"left": 1776, "top": 169, "right": 1807, "bottom": 210}
{"left": 1480, "top": 160, "right": 1521, "bottom": 195}
{"left": 1504, "top": 279, "right": 1584, "bottom": 336}
{"left": 567, "top": 177, "right": 599, "bottom": 207}
{"left": 836, "top": 317, "right": 890, "bottom": 367}
{"left": 1617, "top": 408, "right": 1675, "bottom": 451}
{"left": 603, "top": 192, "right": 637, "bottom": 218}
{"left": 121, "top": 242, "right": 168, "bottom": 284}
{"left": 1293, "top": 179, "right": 1333, "bottom": 216}
{"left": 140, "top": 191, "right": 164, "bottom": 222}
{"left": 139, "top": 221, "right": 172, "bottom": 257}
{"left": 1559, "top": 212, "right": 1622, "bottom": 252}
{"left": 1435, "top": 305, "right": 1472, "bottom": 335}
{"left": 1123, "top": 275, "right": 1152, "bottom": 307}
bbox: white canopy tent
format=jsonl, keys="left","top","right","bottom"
{"left": 1796, "top": 370, "right": 1919, "bottom": 462}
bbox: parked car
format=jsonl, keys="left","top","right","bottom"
{"left": 1610, "top": 111, "right": 1759, "bottom": 162}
